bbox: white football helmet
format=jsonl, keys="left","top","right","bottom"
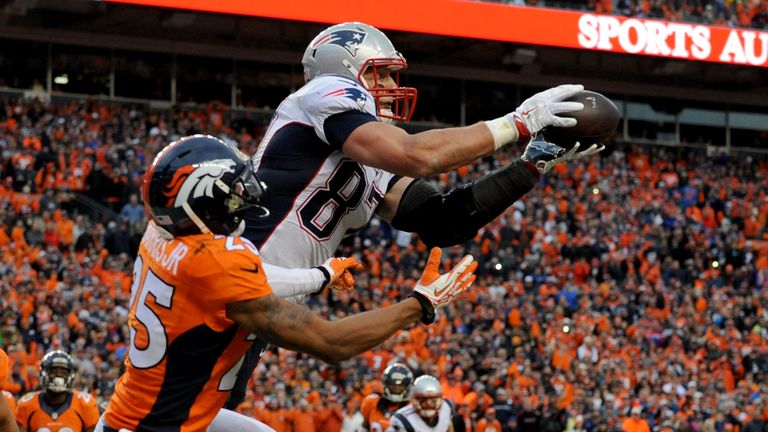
{"left": 411, "top": 375, "right": 443, "bottom": 421}
{"left": 302, "top": 22, "right": 417, "bottom": 122}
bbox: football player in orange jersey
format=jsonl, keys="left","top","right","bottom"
{"left": 95, "top": 135, "right": 477, "bottom": 432}
{"left": 0, "top": 348, "right": 19, "bottom": 432}
{"left": 361, "top": 363, "right": 414, "bottom": 431}
{"left": 2, "top": 388, "right": 14, "bottom": 420}
{"left": 15, "top": 350, "right": 99, "bottom": 432}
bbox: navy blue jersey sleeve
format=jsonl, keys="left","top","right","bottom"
{"left": 323, "top": 110, "right": 378, "bottom": 150}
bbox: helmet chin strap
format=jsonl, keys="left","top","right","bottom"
{"left": 231, "top": 220, "right": 246, "bottom": 237}
{"left": 179, "top": 178, "right": 234, "bottom": 235}
{"left": 182, "top": 202, "right": 211, "bottom": 234}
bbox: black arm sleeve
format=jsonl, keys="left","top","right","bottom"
{"left": 390, "top": 160, "right": 539, "bottom": 247}
{"left": 323, "top": 110, "right": 377, "bottom": 149}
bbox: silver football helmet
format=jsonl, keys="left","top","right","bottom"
{"left": 411, "top": 375, "right": 443, "bottom": 420}
{"left": 302, "top": 22, "right": 417, "bottom": 122}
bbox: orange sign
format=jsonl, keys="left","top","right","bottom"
{"left": 106, "top": 0, "right": 768, "bottom": 67}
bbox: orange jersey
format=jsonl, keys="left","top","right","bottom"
{"left": 2, "top": 390, "right": 15, "bottom": 415}
{"left": 15, "top": 390, "right": 99, "bottom": 432}
{"left": 104, "top": 224, "right": 272, "bottom": 432}
{"left": 0, "top": 348, "right": 13, "bottom": 414}
{"left": 361, "top": 394, "right": 407, "bottom": 431}
{"left": 0, "top": 348, "right": 8, "bottom": 385}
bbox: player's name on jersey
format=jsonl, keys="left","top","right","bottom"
{"left": 143, "top": 226, "right": 189, "bottom": 275}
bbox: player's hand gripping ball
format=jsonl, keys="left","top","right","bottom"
{"left": 540, "top": 90, "right": 620, "bottom": 148}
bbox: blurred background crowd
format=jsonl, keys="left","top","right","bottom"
{"left": 0, "top": 96, "right": 766, "bottom": 432}
{"left": 483, "top": 0, "right": 768, "bottom": 29}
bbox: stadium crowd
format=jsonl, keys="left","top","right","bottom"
{"left": 0, "top": 96, "right": 767, "bottom": 432}
{"left": 487, "top": 0, "right": 768, "bottom": 29}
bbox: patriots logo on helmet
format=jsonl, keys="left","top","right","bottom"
{"left": 312, "top": 29, "right": 367, "bottom": 56}
{"left": 323, "top": 87, "right": 368, "bottom": 110}
{"left": 163, "top": 159, "right": 236, "bottom": 207}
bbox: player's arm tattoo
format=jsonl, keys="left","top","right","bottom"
{"left": 264, "top": 296, "right": 313, "bottom": 343}
{"left": 238, "top": 294, "right": 314, "bottom": 352}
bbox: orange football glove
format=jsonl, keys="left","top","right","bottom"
{"left": 319, "top": 257, "right": 363, "bottom": 293}
{"left": 410, "top": 248, "right": 477, "bottom": 324}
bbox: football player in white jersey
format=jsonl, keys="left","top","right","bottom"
{"left": 387, "top": 375, "right": 453, "bottom": 432}
{"left": 227, "top": 21, "right": 604, "bottom": 408}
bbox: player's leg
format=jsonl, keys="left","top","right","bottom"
{"left": 224, "top": 339, "right": 269, "bottom": 409}
{"left": 208, "top": 408, "right": 276, "bottom": 432}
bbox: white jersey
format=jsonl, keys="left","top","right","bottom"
{"left": 387, "top": 400, "right": 453, "bottom": 432}
{"left": 246, "top": 74, "right": 395, "bottom": 269}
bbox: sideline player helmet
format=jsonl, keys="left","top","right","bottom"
{"left": 143, "top": 135, "right": 268, "bottom": 237}
{"left": 302, "top": 22, "right": 417, "bottom": 122}
{"left": 381, "top": 362, "right": 413, "bottom": 403}
{"left": 40, "top": 350, "right": 76, "bottom": 393}
{"left": 411, "top": 375, "right": 443, "bottom": 420}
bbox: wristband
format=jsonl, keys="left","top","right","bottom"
{"left": 511, "top": 113, "right": 531, "bottom": 143}
{"left": 409, "top": 292, "right": 436, "bottom": 325}
{"left": 484, "top": 113, "right": 530, "bottom": 150}
{"left": 484, "top": 116, "right": 519, "bottom": 151}
{"left": 312, "top": 266, "right": 331, "bottom": 296}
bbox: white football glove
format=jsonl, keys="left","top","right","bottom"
{"left": 521, "top": 137, "right": 606, "bottom": 175}
{"left": 315, "top": 257, "right": 362, "bottom": 294}
{"left": 485, "top": 84, "right": 585, "bottom": 150}
{"left": 515, "top": 84, "right": 585, "bottom": 135}
{"left": 410, "top": 248, "right": 477, "bottom": 324}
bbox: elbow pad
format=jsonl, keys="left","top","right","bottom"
{"left": 391, "top": 160, "right": 538, "bottom": 247}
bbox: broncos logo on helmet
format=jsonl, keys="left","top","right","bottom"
{"left": 163, "top": 159, "right": 237, "bottom": 208}
{"left": 145, "top": 135, "right": 268, "bottom": 237}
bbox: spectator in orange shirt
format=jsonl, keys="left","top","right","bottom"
{"left": 290, "top": 399, "right": 317, "bottom": 432}
{"left": 464, "top": 383, "right": 494, "bottom": 417}
{"left": 441, "top": 367, "right": 465, "bottom": 407}
{"left": 622, "top": 407, "right": 651, "bottom": 432}
{"left": 315, "top": 395, "right": 344, "bottom": 432}
{"left": 476, "top": 407, "right": 502, "bottom": 432}
{"left": 258, "top": 397, "right": 290, "bottom": 432}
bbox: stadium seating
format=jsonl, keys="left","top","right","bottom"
{"left": 486, "top": 0, "right": 768, "bottom": 29}
{"left": 1, "top": 97, "right": 766, "bottom": 431}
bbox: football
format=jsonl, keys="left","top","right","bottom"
{"left": 540, "top": 90, "right": 620, "bottom": 147}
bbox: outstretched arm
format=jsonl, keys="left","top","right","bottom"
{"left": 227, "top": 249, "right": 476, "bottom": 363}
{"left": 227, "top": 295, "right": 422, "bottom": 364}
{"left": 344, "top": 121, "right": 496, "bottom": 178}
{"left": 379, "top": 135, "right": 605, "bottom": 247}
{"left": 260, "top": 263, "right": 327, "bottom": 298}
{"left": 379, "top": 159, "right": 538, "bottom": 247}
{"left": 262, "top": 257, "right": 361, "bottom": 298}
{"left": 342, "top": 85, "right": 585, "bottom": 178}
